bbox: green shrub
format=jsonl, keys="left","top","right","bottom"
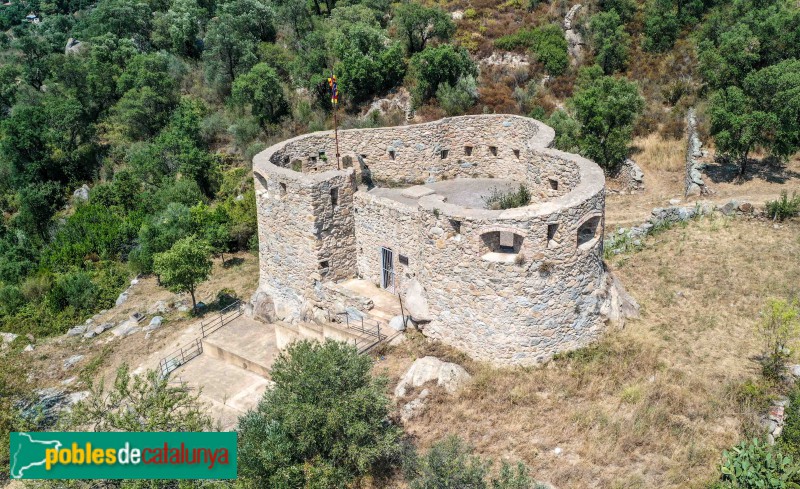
{"left": 404, "top": 436, "right": 545, "bottom": 489}
{"left": 717, "top": 438, "right": 800, "bottom": 488}
{"left": 766, "top": 191, "right": 800, "bottom": 221}
{"left": 483, "top": 185, "right": 531, "bottom": 210}
{"left": 436, "top": 75, "right": 478, "bottom": 116}
{"left": 494, "top": 25, "right": 568, "bottom": 75}
{"left": 238, "top": 340, "right": 401, "bottom": 488}
{"left": 757, "top": 298, "right": 800, "bottom": 382}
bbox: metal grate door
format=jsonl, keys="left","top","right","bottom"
{"left": 381, "top": 247, "right": 395, "bottom": 293}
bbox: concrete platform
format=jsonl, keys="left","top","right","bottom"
{"left": 369, "top": 178, "right": 521, "bottom": 209}
{"left": 338, "top": 278, "right": 402, "bottom": 319}
{"left": 171, "top": 354, "right": 272, "bottom": 430}
{"left": 202, "top": 316, "right": 279, "bottom": 378}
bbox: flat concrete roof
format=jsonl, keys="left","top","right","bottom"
{"left": 368, "top": 178, "right": 521, "bottom": 209}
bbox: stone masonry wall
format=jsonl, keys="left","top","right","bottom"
{"left": 253, "top": 115, "right": 609, "bottom": 365}
{"left": 266, "top": 115, "right": 580, "bottom": 201}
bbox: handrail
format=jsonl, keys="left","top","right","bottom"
{"left": 200, "top": 300, "right": 243, "bottom": 338}
{"left": 157, "top": 300, "right": 243, "bottom": 378}
{"left": 158, "top": 338, "right": 203, "bottom": 378}
{"left": 334, "top": 312, "right": 385, "bottom": 341}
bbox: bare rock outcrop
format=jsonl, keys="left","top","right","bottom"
{"left": 394, "top": 356, "right": 471, "bottom": 397}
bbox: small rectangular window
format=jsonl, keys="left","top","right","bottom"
{"left": 319, "top": 151, "right": 326, "bottom": 159}
{"left": 549, "top": 178, "right": 559, "bottom": 190}
{"left": 440, "top": 149, "right": 449, "bottom": 159}
{"left": 310, "top": 156, "right": 317, "bottom": 163}
{"left": 547, "top": 223, "right": 558, "bottom": 242}
{"left": 330, "top": 188, "right": 338, "bottom": 207}
{"left": 388, "top": 149, "right": 396, "bottom": 160}
{"left": 513, "top": 149, "right": 520, "bottom": 158}
{"left": 319, "top": 260, "right": 329, "bottom": 275}
{"left": 399, "top": 254, "right": 409, "bottom": 266}
{"left": 489, "top": 146, "right": 498, "bottom": 156}
{"left": 464, "top": 146, "right": 473, "bottom": 156}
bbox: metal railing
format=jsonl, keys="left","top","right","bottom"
{"left": 157, "top": 300, "right": 243, "bottom": 378}
{"left": 200, "top": 300, "right": 243, "bottom": 338}
{"left": 335, "top": 312, "right": 385, "bottom": 342}
{"left": 158, "top": 338, "right": 203, "bottom": 378}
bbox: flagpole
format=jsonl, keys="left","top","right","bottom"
{"left": 329, "top": 71, "right": 341, "bottom": 170}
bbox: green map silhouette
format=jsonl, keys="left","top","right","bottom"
{"left": 9, "top": 432, "right": 62, "bottom": 479}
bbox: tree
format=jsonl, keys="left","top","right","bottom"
{"left": 599, "top": 0, "right": 636, "bottom": 23}
{"left": 203, "top": 13, "right": 259, "bottom": 93}
{"left": 528, "top": 24, "right": 569, "bottom": 76}
{"left": 238, "top": 340, "right": 401, "bottom": 488}
{"left": 231, "top": 63, "right": 290, "bottom": 132}
{"left": 756, "top": 298, "right": 800, "bottom": 381}
{"left": 409, "top": 44, "right": 477, "bottom": 106}
{"left": 708, "top": 86, "right": 771, "bottom": 176}
{"left": 16, "top": 182, "right": 65, "bottom": 240}
{"left": 569, "top": 72, "right": 644, "bottom": 173}
{"left": 590, "top": 10, "right": 631, "bottom": 74}
{"left": 392, "top": 3, "right": 455, "bottom": 54}
{"left": 643, "top": 0, "right": 679, "bottom": 53}
{"left": 153, "top": 235, "right": 212, "bottom": 312}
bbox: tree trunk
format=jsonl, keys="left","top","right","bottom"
{"left": 739, "top": 153, "right": 749, "bottom": 177}
{"left": 190, "top": 287, "right": 197, "bottom": 314}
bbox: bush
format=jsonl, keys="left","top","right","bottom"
{"left": 484, "top": 184, "right": 531, "bottom": 210}
{"left": 436, "top": 75, "right": 478, "bottom": 116}
{"left": 757, "top": 298, "right": 800, "bottom": 382}
{"left": 717, "top": 439, "right": 800, "bottom": 488}
{"left": 404, "top": 436, "right": 546, "bottom": 489}
{"left": 766, "top": 191, "right": 800, "bottom": 221}
{"left": 238, "top": 340, "right": 401, "bottom": 488}
{"left": 409, "top": 45, "right": 477, "bottom": 106}
{"left": 495, "top": 25, "right": 568, "bottom": 76}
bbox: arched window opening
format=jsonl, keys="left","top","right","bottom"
{"left": 577, "top": 216, "right": 601, "bottom": 249}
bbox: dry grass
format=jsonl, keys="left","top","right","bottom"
{"left": 631, "top": 133, "right": 686, "bottom": 172}
{"left": 380, "top": 217, "right": 800, "bottom": 489}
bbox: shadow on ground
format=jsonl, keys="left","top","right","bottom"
{"left": 704, "top": 157, "right": 800, "bottom": 184}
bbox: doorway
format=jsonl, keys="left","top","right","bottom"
{"left": 381, "top": 247, "right": 395, "bottom": 293}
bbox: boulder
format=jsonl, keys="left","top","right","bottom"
{"left": 739, "top": 202, "right": 754, "bottom": 213}
{"left": 112, "top": 319, "right": 139, "bottom": 338}
{"left": 1, "top": 332, "right": 19, "bottom": 345}
{"left": 23, "top": 344, "right": 34, "bottom": 352}
{"left": 130, "top": 311, "right": 145, "bottom": 323}
{"left": 72, "top": 184, "right": 90, "bottom": 203}
{"left": 394, "top": 356, "right": 471, "bottom": 397}
{"left": 401, "top": 279, "right": 432, "bottom": 322}
{"left": 63, "top": 355, "right": 84, "bottom": 369}
{"left": 389, "top": 315, "right": 407, "bottom": 331}
{"left": 66, "top": 325, "right": 87, "bottom": 337}
{"left": 144, "top": 316, "right": 163, "bottom": 332}
{"left": 115, "top": 291, "right": 129, "bottom": 307}
{"left": 249, "top": 290, "right": 277, "bottom": 323}
{"left": 92, "top": 322, "right": 113, "bottom": 335}
{"left": 720, "top": 200, "right": 739, "bottom": 216}
{"left": 148, "top": 300, "right": 169, "bottom": 315}
{"left": 400, "top": 388, "right": 430, "bottom": 423}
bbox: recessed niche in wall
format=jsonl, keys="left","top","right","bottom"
{"left": 577, "top": 216, "right": 601, "bottom": 249}
{"left": 319, "top": 151, "right": 326, "bottom": 159}
{"left": 480, "top": 230, "right": 524, "bottom": 263}
{"left": 513, "top": 149, "right": 520, "bottom": 158}
{"left": 310, "top": 156, "right": 317, "bottom": 164}
{"left": 547, "top": 223, "right": 559, "bottom": 248}
{"left": 464, "top": 146, "right": 473, "bottom": 156}
{"left": 330, "top": 187, "right": 338, "bottom": 207}
{"left": 388, "top": 149, "right": 396, "bottom": 160}
{"left": 449, "top": 219, "right": 462, "bottom": 234}
{"left": 489, "top": 146, "right": 498, "bottom": 156}
{"left": 440, "top": 149, "right": 449, "bottom": 159}
{"left": 399, "top": 254, "right": 409, "bottom": 266}
{"left": 319, "top": 260, "right": 330, "bottom": 277}
{"left": 549, "top": 178, "right": 559, "bottom": 190}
